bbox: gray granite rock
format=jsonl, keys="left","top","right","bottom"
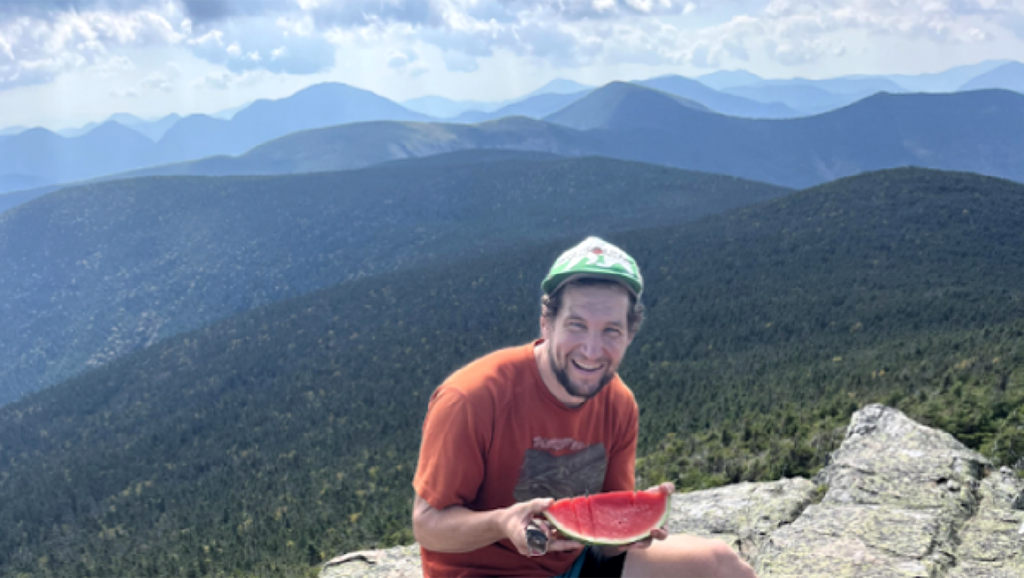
{"left": 321, "top": 405, "right": 1024, "bottom": 578}
{"left": 321, "top": 544, "right": 422, "bottom": 578}
{"left": 756, "top": 404, "right": 992, "bottom": 577}
{"left": 946, "top": 467, "right": 1024, "bottom": 578}
{"left": 667, "top": 477, "right": 819, "bottom": 561}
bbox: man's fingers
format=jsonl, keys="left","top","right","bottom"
{"left": 622, "top": 536, "right": 654, "bottom": 551}
{"left": 650, "top": 527, "right": 669, "bottom": 541}
{"left": 644, "top": 482, "right": 675, "bottom": 495}
{"left": 546, "top": 538, "right": 585, "bottom": 552}
{"left": 646, "top": 482, "right": 675, "bottom": 495}
{"left": 527, "top": 497, "right": 554, "bottom": 513}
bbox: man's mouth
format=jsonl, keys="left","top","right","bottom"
{"left": 571, "top": 359, "right": 603, "bottom": 373}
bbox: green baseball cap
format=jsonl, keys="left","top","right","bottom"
{"left": 542, "top": 236, "right": 643, "bottom": 298}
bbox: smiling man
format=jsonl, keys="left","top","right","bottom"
{"left": 412, "top": 237, "right": 755, "bottom": 578}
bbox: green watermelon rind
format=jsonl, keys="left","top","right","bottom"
{"left": 542, "top": 491, "right": 672, "bottom": 547}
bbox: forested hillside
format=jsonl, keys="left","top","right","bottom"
{"left": 0, "top": 152, "right": 789, "bottom": 405}
{"left": 1, "top": 168, "right": 1023, "bottom": 577}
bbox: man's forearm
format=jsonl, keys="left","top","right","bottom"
{"left": 413, "top": 497, "right": 509, "bottom": 553}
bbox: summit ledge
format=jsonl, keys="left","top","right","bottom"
{"left": 322, "top": 404, "right": 1024, "bottom": 578}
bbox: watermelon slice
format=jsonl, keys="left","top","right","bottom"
{"left": 542, "top": 488, "right": 671, "bottom": 546}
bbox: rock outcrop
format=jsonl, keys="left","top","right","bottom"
{"left": 321, "top": 405, "right": 1024, "bottom": 578}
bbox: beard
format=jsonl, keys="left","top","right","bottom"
{"left": 548, "top": 346, "right": 615, "bottom": 402}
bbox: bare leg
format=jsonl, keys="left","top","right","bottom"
{"left": 622, "top": 535, "right": 756, "bottom": 578}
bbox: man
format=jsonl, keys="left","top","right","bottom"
{"left": 412, "top": 237, "right": 756, "bottom": 577}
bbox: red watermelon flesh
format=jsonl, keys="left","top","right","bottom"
{"left": 543, "top": 489, "right": 670, "bottom": 546}
{"left": 571, "top": 496, "right": 595, "bottom": 541}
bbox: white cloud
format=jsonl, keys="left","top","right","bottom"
{"left": 194, "top": 71, "right": 232, "bottom": 90}
{"left": 192, "top": 68, "right": 267, "bottom": 91}
{"left": 386, "top": 47, "right": 430, "bottom": 76}
{"left": 111, "top": 86, "right": 140, "bottom": 98}
{"left": 187, "top": 17, "right": 336, "bottom": 74}
{"left": 387, "top": 50, "right": 413, "bottom": 69}
{"left": 139, "top": 62, "right": 180, "bottom": 93}
{"left": 1, "top": 0, "right": 1023, "bottom": 96}
{"left": 0, "top": 3, "right": 186, "bottom": 90}
{"left": 93, "top": 54, "right": 136, "bottom": 78}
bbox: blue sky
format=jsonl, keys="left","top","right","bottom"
{"left": 1, "top": 0, "right": 1023, "bottom": 129}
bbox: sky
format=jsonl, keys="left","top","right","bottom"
{"left": 1, "top": 0, "right": 1023, "bottom": 130}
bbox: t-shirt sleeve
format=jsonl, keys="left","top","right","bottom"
{"left": 602, "top": 398, "right": 638, "bottom": 492}
{"left": 412, "top": 386, "right": 489, "bottom": 511}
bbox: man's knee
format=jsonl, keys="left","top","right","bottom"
{"left": 706, "top": 539, "right": 755, "bottom": 577}
{"left": 623, "top": 535, "right": 756, "bottom": 578}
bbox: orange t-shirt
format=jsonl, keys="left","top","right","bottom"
{"left": 412, "top": 340, "right": 639, "bottom": 577}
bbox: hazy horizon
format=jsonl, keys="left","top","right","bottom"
{"left": 2, "top": 0, "right": 1024, "bottom": 130}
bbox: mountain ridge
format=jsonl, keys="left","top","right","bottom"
{"left": 0, "top": 152, "right": 790, "bottom": 405}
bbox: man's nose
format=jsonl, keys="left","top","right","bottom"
{"left": 580, "top": 331, "right": 601, "bottom": 358}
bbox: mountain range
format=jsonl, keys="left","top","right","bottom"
{"left": 402, "top": 78, "right": 594, "bottom": 118}
{"left": 3, "top": 60, "right": 1024, "bottom": 199}
{"left": 2, "top": 167, "right": 1023, "bottom": 577}
{"left": 76, "top": 84, "right": 1024, "bottom": 194}
{"left": 0, "top": 83, "right": 430, "bottom": 193}
{"left": 961, "top": 60, "right": 1024, "bottom": 93}
{"left": 0, "top": 151, "right": 790, "bottom": 406}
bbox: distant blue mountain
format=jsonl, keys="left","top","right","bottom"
{"left": 47, "top": 114, "right": 180, "bottom": 143}
{"left": 960, "top": 61, "right": 1024, "bottom": 93}
{"left": 7, "top": 70, "right": 1024, "bottom": 202}
{"left": 0, "top": 82, "right": 431, "bottom": 193}
{"left": 0, "top": 122, "right": 154, "bottom": 187}
{"left": 762, "top": 76, "right": 905, "bottom": 95}
{"left": 153, "top": 114, "right": 235, "bottom": 165}
{"left": 522, "top": 78, "right": 593, "bottom": 98}
{"left": 405, "top": 78, "right": 594, "bottom": 121}
{"left": 635, "top": 75, "right": 798, "bottom": 118}
{"left": 26, "top": 88, "right": 1024, "bottom": 199}
{"left": 722, "top": 83, "right": 857, "bottom": 114}
{"left": 210, "top": 101, "right": 252, "bottom": 120}
{"left": 148, "top": 82, "right": 432, "bottom": 165}
{"left": 117, "top": 113, "right": 181, "bottom": 142}
{"left": 569, "top": 88, "right": 1024, "bottom": 187}
{"left": 107, "top": 113, "right": 146, "bottom": 125}
{"left": 452, "top": 90, "right": 591, "bottom": 123}
{"left": 544, "top": 82, "right": 710, "bottom": 130}
{"left": 226, "top": 83, "right": 429, "bottom": 152}
{"left": 57, "top": 122, "right": 100, "bottom": 139}
{"left": 401, "top": 95, "right": 501, "bottom": 118}
{"left": 884, "top": 60, "right": 1011, "bottom": 92}
{"left": 697, "top": 69, "right": 764, "bottom": 90}
{"left": 0, "top": 125, "right": 28, "bottom": 136}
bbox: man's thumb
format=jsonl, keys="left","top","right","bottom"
{"left": 529, "top": 497, "right": 554, "bottom": 512}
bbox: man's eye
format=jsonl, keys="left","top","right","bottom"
{"left": 568, "top": 322, "right": 585, "bottom": 330}
{"left": 605, "top": 328, "right": 621, "bottom": 336}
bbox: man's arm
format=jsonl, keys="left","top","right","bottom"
{"left": 413, "top": 494, "right": 583, "bottom": 556}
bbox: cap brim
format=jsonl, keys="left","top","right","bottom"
{"left": 545, "top": 272, "right": 640, "bottom": 298}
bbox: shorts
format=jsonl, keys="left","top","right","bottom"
{"left": 556, "top": 546, "right": 627, "bottom": 578}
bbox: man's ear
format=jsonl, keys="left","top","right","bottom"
{"left": 539, "top": 315, "right": 551, "bottom": 340}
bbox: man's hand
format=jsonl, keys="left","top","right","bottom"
{"left": 499, "top": 498, "right": 584, "bottom": 557}
{"left": 600, "top": 482, "right": 675, "bottom": 557}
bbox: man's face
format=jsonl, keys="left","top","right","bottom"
{"left": 541, "top": 283, "right": 634, "bottom": 402}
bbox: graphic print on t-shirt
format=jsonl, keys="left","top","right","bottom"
{"left": 512, "top": 442, "right": 607, "bottom": 502}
